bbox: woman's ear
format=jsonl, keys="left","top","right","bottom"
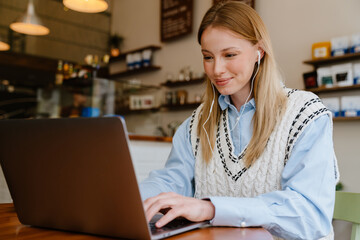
{"left": 257, "top": 48, "right": 265, "bottom": 60}
{"left": 255, "top": 48, "right": 264, "bottom": 64}
{"left": 255, "top": 40, "right": 265, "bottom": 60}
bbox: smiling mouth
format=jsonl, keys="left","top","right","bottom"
{"left": 215, "top": 78, "right": 232, "bottom": 86}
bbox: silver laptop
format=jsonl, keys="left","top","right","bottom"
{"left": 0, "top": 117, "right": 208, "bottom": 240}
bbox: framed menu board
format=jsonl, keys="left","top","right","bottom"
{"left": 161, "top": 0, "right": 193, "bottom": 42}
{"left": 213, "top": 0, "right": 255, "bottom": 8}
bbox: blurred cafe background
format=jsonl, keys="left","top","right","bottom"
{"left": 0, "top": 1, "right": 360, "bottom": 238}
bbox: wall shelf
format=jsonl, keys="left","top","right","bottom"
{"left": 115, "top": 107, "right": 160, "bottom": 115}
{"left": 333, "top": 116, "right": 360, "bottom": 121}
{"left": 109, "top": 65, "right": 161, "bottom": 79}
{"left": 62, "top": 77, "right": 93, "bottom": 88}
{"left": 303, "top": 52, "right": 360, "bottom": 67}
{"left": 108, "top": 44, "right": 162, "bottom": 79}
{"left": 109, "top": 45, "right": 161, "bottom": 63}
{"left": 116, "top": 102, "right": 201, "bottom": 115}
{"left": 303, "top": 53, "right": 360, "bottom": 124}
{"left": 120, "top": 84, "right": 160, "bottom": 95}
{"left": 161, "top": 102, "right": 201, "bottom": 111}
{"left": 306, "top": 84, "right": 360, "bottom": 94}
{"left": 161, "top": 77, "right": 205, "bottom": 87}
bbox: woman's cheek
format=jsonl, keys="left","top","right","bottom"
{"left": 203, "top": 62, "right": 213, "bottom": 77}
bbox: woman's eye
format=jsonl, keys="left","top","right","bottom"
{"left": 203, "top": 56, "right": 213, "bottom": 60}
{"left": 225, "top": 53, "right": 237, "bottom": 58}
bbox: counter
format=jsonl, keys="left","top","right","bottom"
{"left": 129, "top": 135, "right": 172, "bottom": 143}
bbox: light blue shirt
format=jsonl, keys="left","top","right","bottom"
{"left": 140, "top": 95, "right": 336, "bottom": 240}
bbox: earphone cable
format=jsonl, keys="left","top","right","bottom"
{"left": 202, "top": 82, "right": 215, "bottom": 153}
{"left": 230, "top": 57, "right": 260, "bottom": 132}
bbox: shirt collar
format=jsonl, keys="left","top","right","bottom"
{"left": 218, "top": 94, "right": 256, "bottom": 111}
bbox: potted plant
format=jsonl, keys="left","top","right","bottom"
{"left": 108, "top": 34, "right": 124, "bottom": 57}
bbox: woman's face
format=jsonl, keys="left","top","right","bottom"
{"left": 201, "top": 26, "right": 259, "bottom": 103}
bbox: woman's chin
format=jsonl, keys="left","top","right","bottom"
{"left": 217, "top": 88, "right": 233, "bottom": 96}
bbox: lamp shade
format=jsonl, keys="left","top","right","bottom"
{"left": 63, "top": 0, "right": 108, "bottom": 13}
{"left": 0, "top": 34, "right": 10, "bottom": 51}
{"left": 10, "top": 0, "right": 50, "bottom": 36}
{"left": 0, "top": 41, "right": 10, "bottom": 51}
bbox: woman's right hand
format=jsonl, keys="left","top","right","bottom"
{"left": 143, "top": 192, "right": 215, "bottom": 228}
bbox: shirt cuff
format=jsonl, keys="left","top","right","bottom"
{"left": 208, "top": 196, "right": 271, "bottom": 227}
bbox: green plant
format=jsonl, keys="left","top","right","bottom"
{"left": 336, "top": 182, "right": 344, "bottom": 191}
{"left": 108, "top": 34, "right": 123, "bottom": 49}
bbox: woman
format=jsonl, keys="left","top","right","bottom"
{"left": 140, "top": 2, "right": 339, "bottom": 239}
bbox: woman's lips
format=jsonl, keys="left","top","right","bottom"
{"left": 215, "top": 77, "right": 232, "bottom": 86}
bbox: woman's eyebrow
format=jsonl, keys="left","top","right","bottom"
{"left": 221, "top": 47, "right": 241, "bottom": 52}
{"left": 201, "top": 49, "right": 211, "bottom": 53}
{"left": 201, "top": 47, "right": 241, "bottom": 53}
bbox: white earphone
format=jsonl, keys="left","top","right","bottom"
{"left": 257, "top": 50, "right": 261, "bottom": 65}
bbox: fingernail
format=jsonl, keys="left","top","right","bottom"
{"left": 156, "top": 221, "right": 162, "bottom": 228}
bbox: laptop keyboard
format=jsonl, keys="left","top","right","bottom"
{"left": 150, "top": 217, "right": 194, "bottom": 234}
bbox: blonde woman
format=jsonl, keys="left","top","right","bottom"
{"left": 140, "top": 1, "right": 339, "bottom": 239}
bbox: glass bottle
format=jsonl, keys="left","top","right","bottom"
{"left": 55, "top": 60, "right": 63, "bottom": 85}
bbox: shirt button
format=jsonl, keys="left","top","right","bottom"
{"left": 240, "top": 221, "right": 246, "bottom": 227}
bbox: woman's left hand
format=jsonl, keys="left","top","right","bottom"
{"left": 143, "top": 192, "right": 215, "bottom": 228}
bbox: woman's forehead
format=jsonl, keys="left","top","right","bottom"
{"left": 200, "top": 26, "right": 254, "bottom": 49}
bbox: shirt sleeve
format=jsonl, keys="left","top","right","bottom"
{"left": 208, "top": 114, "right": 336, "bottom": 240}
{"left": 139, "top": 117, "right": 195, "bottom": 201}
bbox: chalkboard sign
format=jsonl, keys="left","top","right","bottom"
{"left": 213, "top": 0, "right": 255, "bottom": 8}
{"left": 161, "top": 0, "right": 193, "bottom": 42}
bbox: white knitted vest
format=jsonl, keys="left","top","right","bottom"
{"left": 190, "top": 89, "right": 338, "bottom": 240}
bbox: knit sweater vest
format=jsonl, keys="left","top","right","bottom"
{"left": 189, "top": 89, "right": 338, "bottom": 240}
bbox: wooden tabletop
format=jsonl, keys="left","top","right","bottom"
{"left": 0, "top": 204, "right": 273, "bottom": 240}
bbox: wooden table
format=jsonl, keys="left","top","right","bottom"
{"left": 0, "top": 204, "right": 273, "bottom": 240}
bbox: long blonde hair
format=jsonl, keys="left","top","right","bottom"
{"left": 197, "top": 1, "right": 287, "bottom": 167}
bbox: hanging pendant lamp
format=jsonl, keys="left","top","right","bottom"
{"left": 0, "top": 41, "right": 10, "bottom": 51}
{"left": 10, "top": 0, "right": 50, "bottom": 36}
{"left": 0, "top": 34, "right": 10, "bottom": 51}
{"left": 0, "top": 42, "right": 10, "bottom": 51}
{"left": 63, "top": 0, "right": 108, "bottom": 13}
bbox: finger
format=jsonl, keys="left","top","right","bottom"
{"left": 143, "top": 193, "right": 169, "bottom": 220}
{"left": 143, "top": 192, "right": 175, "bottom": 211}
{"left": 159, "top": 207, "right": 171, "bottom": 215}
{"left": 143, "top": 195, "right": 159, "bottom": 211}
{"left": 155, "top": 208, "right": 182, "bottom": 228}
{"left": 146, "top": 201, "right": 172, "bottom": 222}
{"left": 145, "top": 194, "right": 178, "bottom": 222}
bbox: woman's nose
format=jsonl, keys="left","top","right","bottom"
{"left": 213, "top": 58, "right": 226, "bottom": 76}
